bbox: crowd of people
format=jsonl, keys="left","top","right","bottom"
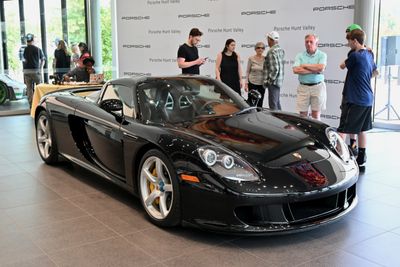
{"left": 20, "top": 34, "right": 96, "bottom": 107}
{"left": 177, "top": 25, "right": 377, "bottom": 167}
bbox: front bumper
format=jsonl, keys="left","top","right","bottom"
{"left": 180, "top": 178, "right": 357, "bottom": 235}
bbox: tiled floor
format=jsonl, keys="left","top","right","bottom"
{"left": 0, "top": 98, "right": 30, "bottom": 117}
{"left": 0, "top": 115, "right": 399, "bottom": 267}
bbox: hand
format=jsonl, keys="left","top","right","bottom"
{"left": 240, "top": 80, "right": 244, "bottom": 89}
{"left": 201, "top": 57, "right": 207, "bottom": 65}
{"left": 244, "top": 83, "right": 249, "bottom": 92}
{"left": 339, "top": 62, "right": 346, "bottom": 70}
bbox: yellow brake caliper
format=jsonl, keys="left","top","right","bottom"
{"left": 149, "top": 165, "right": 160, "bottom": 205}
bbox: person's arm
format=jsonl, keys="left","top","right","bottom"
{"left": 245, "top": 57, "right": 252, "bottom": 91}
{"left": 372, "top": 60, "right": 379, "bottom": 78}
{"left": 267, "top": 51, "right": 280, "bottom": 83}
{"left": 237, "top": 53, "right": 243, "bottom": 89}
{"left": 292, "top": 53, "right": 309, "bottom": 74}
{"left": 177, "top": 45, "right": 205, "bottom": 69}
{"left": 177, "top": 57, "right": 203, "bottom": 69}
{"left": 215, "top": 53, "right": 222, "bottom": 80}
{"left": 302, "top": 52, "right": 327, "bottom": 73}
{"left": 301, "top": 63, "right": 325, "bottom": 73}
{"left": 293, "top": 66, "right": 313, "bottom": 74}
{"left": 40, "top": 49, "right": 45, "bottom": 69}
{"left": 345, "top": 53, "right": 356, "bottom": 70}
{"left": 63, "top": 68, "right": 76, "bottom": 82}
{"left": 52, "top": 52, "right": 57, "bottom": 72}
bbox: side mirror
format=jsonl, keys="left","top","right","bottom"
{"left": 100, "top": 99, "right": 123, "bottom": 113}
{"left": 247, "top": 89, "right": 262, "bottom": 107}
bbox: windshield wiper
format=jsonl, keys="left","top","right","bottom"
{"left": 234, "top": 106, "right": 260, "bottom": 115}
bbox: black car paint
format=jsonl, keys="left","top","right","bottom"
{"left": 35, "top": 76, "right": 358, "bottom": 234}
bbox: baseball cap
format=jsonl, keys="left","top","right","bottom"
{"left": 26, "top": 33, "right": 34, "bottom": 42}
{"left": 346, "top": 24, "right": 362, "bottom": 33}
{"left": 267, "top": 31, "right": 279, "bottom": 41}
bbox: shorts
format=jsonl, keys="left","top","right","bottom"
{"left": 337, "top": 102, "right": 372, "bottom": 134}
{"left": 296, "top": 82, "right": 326, "bottom": 112}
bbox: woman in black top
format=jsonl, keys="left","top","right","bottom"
{"left": 53, "top": 40, "right": 71, "bottom": 80}
{"left": 215, "top": 39, "right": 243, "bottom": 95}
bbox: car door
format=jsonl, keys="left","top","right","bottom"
{"left": 75, "top": 83, "right": 128, "bottom": 178}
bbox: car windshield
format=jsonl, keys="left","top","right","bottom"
{"left": 138, "top": 77, "right": 249, "bottom": 123}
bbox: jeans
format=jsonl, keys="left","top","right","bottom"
{"left": 267, "top": 84, "right": 281, "bottom": 110}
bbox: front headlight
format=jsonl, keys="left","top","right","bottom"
{"left": 326, "top": 128, "right": 351, "bottom": 162}
{"left": 198, "top": 146, "right": 259, "bottom": 181}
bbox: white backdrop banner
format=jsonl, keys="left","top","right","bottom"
{"left": 115, "top": 0, "right": 355, "bottom": 126}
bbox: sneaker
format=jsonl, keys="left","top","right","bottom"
{"left": 348, "top": 144, "right": 358, "bottom": 157}
{"left": 356, "top": 152, "right": 367, "bottom": 167}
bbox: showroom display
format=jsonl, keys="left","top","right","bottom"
{"left": 34, "top": 75, "right": 358, "bottom": 234}
{"left": 0, "top": 74, "right": 27, "bottom": 105}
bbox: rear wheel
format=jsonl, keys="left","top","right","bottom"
{"left": 138, "top": 149, "right": 180, "bottom": 227}
{"left": 0, "top": 82, "right": 8, "bottom": 105}
{"left": 35, "top": 110, "right": 59, "bottom": 164}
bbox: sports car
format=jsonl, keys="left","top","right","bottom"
{"left": 34, "top": 75, "right": 358, "bottom": 234}
{"left": 0, "top": 74, "right": 27, "bottom": 105}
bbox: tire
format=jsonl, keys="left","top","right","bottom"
{"left": 0, "top": 82, "right": 8, "bottom": 105}
{"left": 35, "top": 110, "right": 59, "bottom": 164}
{"left": 138, "top": 149, "right": 181, "bottom": 227}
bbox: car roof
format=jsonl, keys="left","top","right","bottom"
{"left": 108, "top": 75, "right": 212, "bottom": 88}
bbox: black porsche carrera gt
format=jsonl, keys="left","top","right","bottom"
{"left": 34, "top": 75, "right": 358, "bottom": 234}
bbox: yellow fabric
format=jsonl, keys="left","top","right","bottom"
{"left": 30, "top": 83, "right": 101, "bottom": 117}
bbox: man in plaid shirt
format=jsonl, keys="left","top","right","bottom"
{"left": 263, "top": 31, "right": 285, "bottom": 110}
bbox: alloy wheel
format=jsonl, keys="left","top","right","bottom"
{"left": 139, "top": 156, "right": 174, "bottom": 220}
{"left": 36, "top": 114, "right": 53, "bottom": 159}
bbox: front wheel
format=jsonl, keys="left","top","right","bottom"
{"left": 0, "top": 82, "right": 8, "bottom": 105}
{"left": 35, "top": 110, "right": 59, "bottom": 164}
{"left": 138, "top": 149, "right": 180, "bottom": 227}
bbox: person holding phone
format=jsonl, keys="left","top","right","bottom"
{"left": 177, "top": 28, "right": 207, "bottom": 74}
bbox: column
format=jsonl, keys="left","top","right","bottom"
{"left": 354, "top": 0, "right": 375, "bottom": 48}
{"left": 87, "top": 0, "right": 102, "bottom": 73}
{"left": 0, "top": 0, "right": 8, "bottom": 73}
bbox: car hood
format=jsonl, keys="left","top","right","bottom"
{"left": 173, "top": 110, "right": 330, "bottom": 166}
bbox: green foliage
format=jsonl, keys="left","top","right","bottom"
{"left": 380, "top": 1, "right": 400, "bottom": 36}
{"left": 101, "top": 5, "right": 112, "bottom": 80}
{"left": 67, "top": 0, "right": 86, "bottom": 45}
{"left": 5, "top": 13, "right": 21, "bottom": 73}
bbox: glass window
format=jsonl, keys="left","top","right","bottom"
{"left": 4, "top": 1, "right": 22, "bottom": 80}
{"left": 102, "top": 84, "right": 135, "bottom": 118}
{"left": 67, "top": 0, "right": 86, "bottom": 45}
{"left": 45, "top": 0, "right": 63, "bottom": 77}
{"left": 137, "top": 79, "right": 245, "bottom": 123}
{"left": 100, "top": 0, "right": 112, "bottom": 80}
{"left": 373, "top": 0, "right": 400, "bottom": 127}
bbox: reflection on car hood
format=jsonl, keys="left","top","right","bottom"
{"left": 177, "top": 110, "right": 330, "bottom": 164}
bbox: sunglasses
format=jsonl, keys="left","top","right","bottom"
{"left": 256, "top": 47, "right": 265, "bottom": 49}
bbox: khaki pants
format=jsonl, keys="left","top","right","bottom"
{"left": 24, "top": 71, "right": 42, "bottom": 107}
{"left": 296, "top": 82, "right": 326, "bottom": 112}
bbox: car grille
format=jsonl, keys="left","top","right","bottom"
{"left": 235, "top": 184, "right": 356, "bottom": 226}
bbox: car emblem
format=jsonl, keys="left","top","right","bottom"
{"left": 291, "top": 162, "right": 328, "bottom": 187}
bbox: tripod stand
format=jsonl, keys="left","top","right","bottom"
{"left": 374, "top": 66, "right": 400, "bottom": 120}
